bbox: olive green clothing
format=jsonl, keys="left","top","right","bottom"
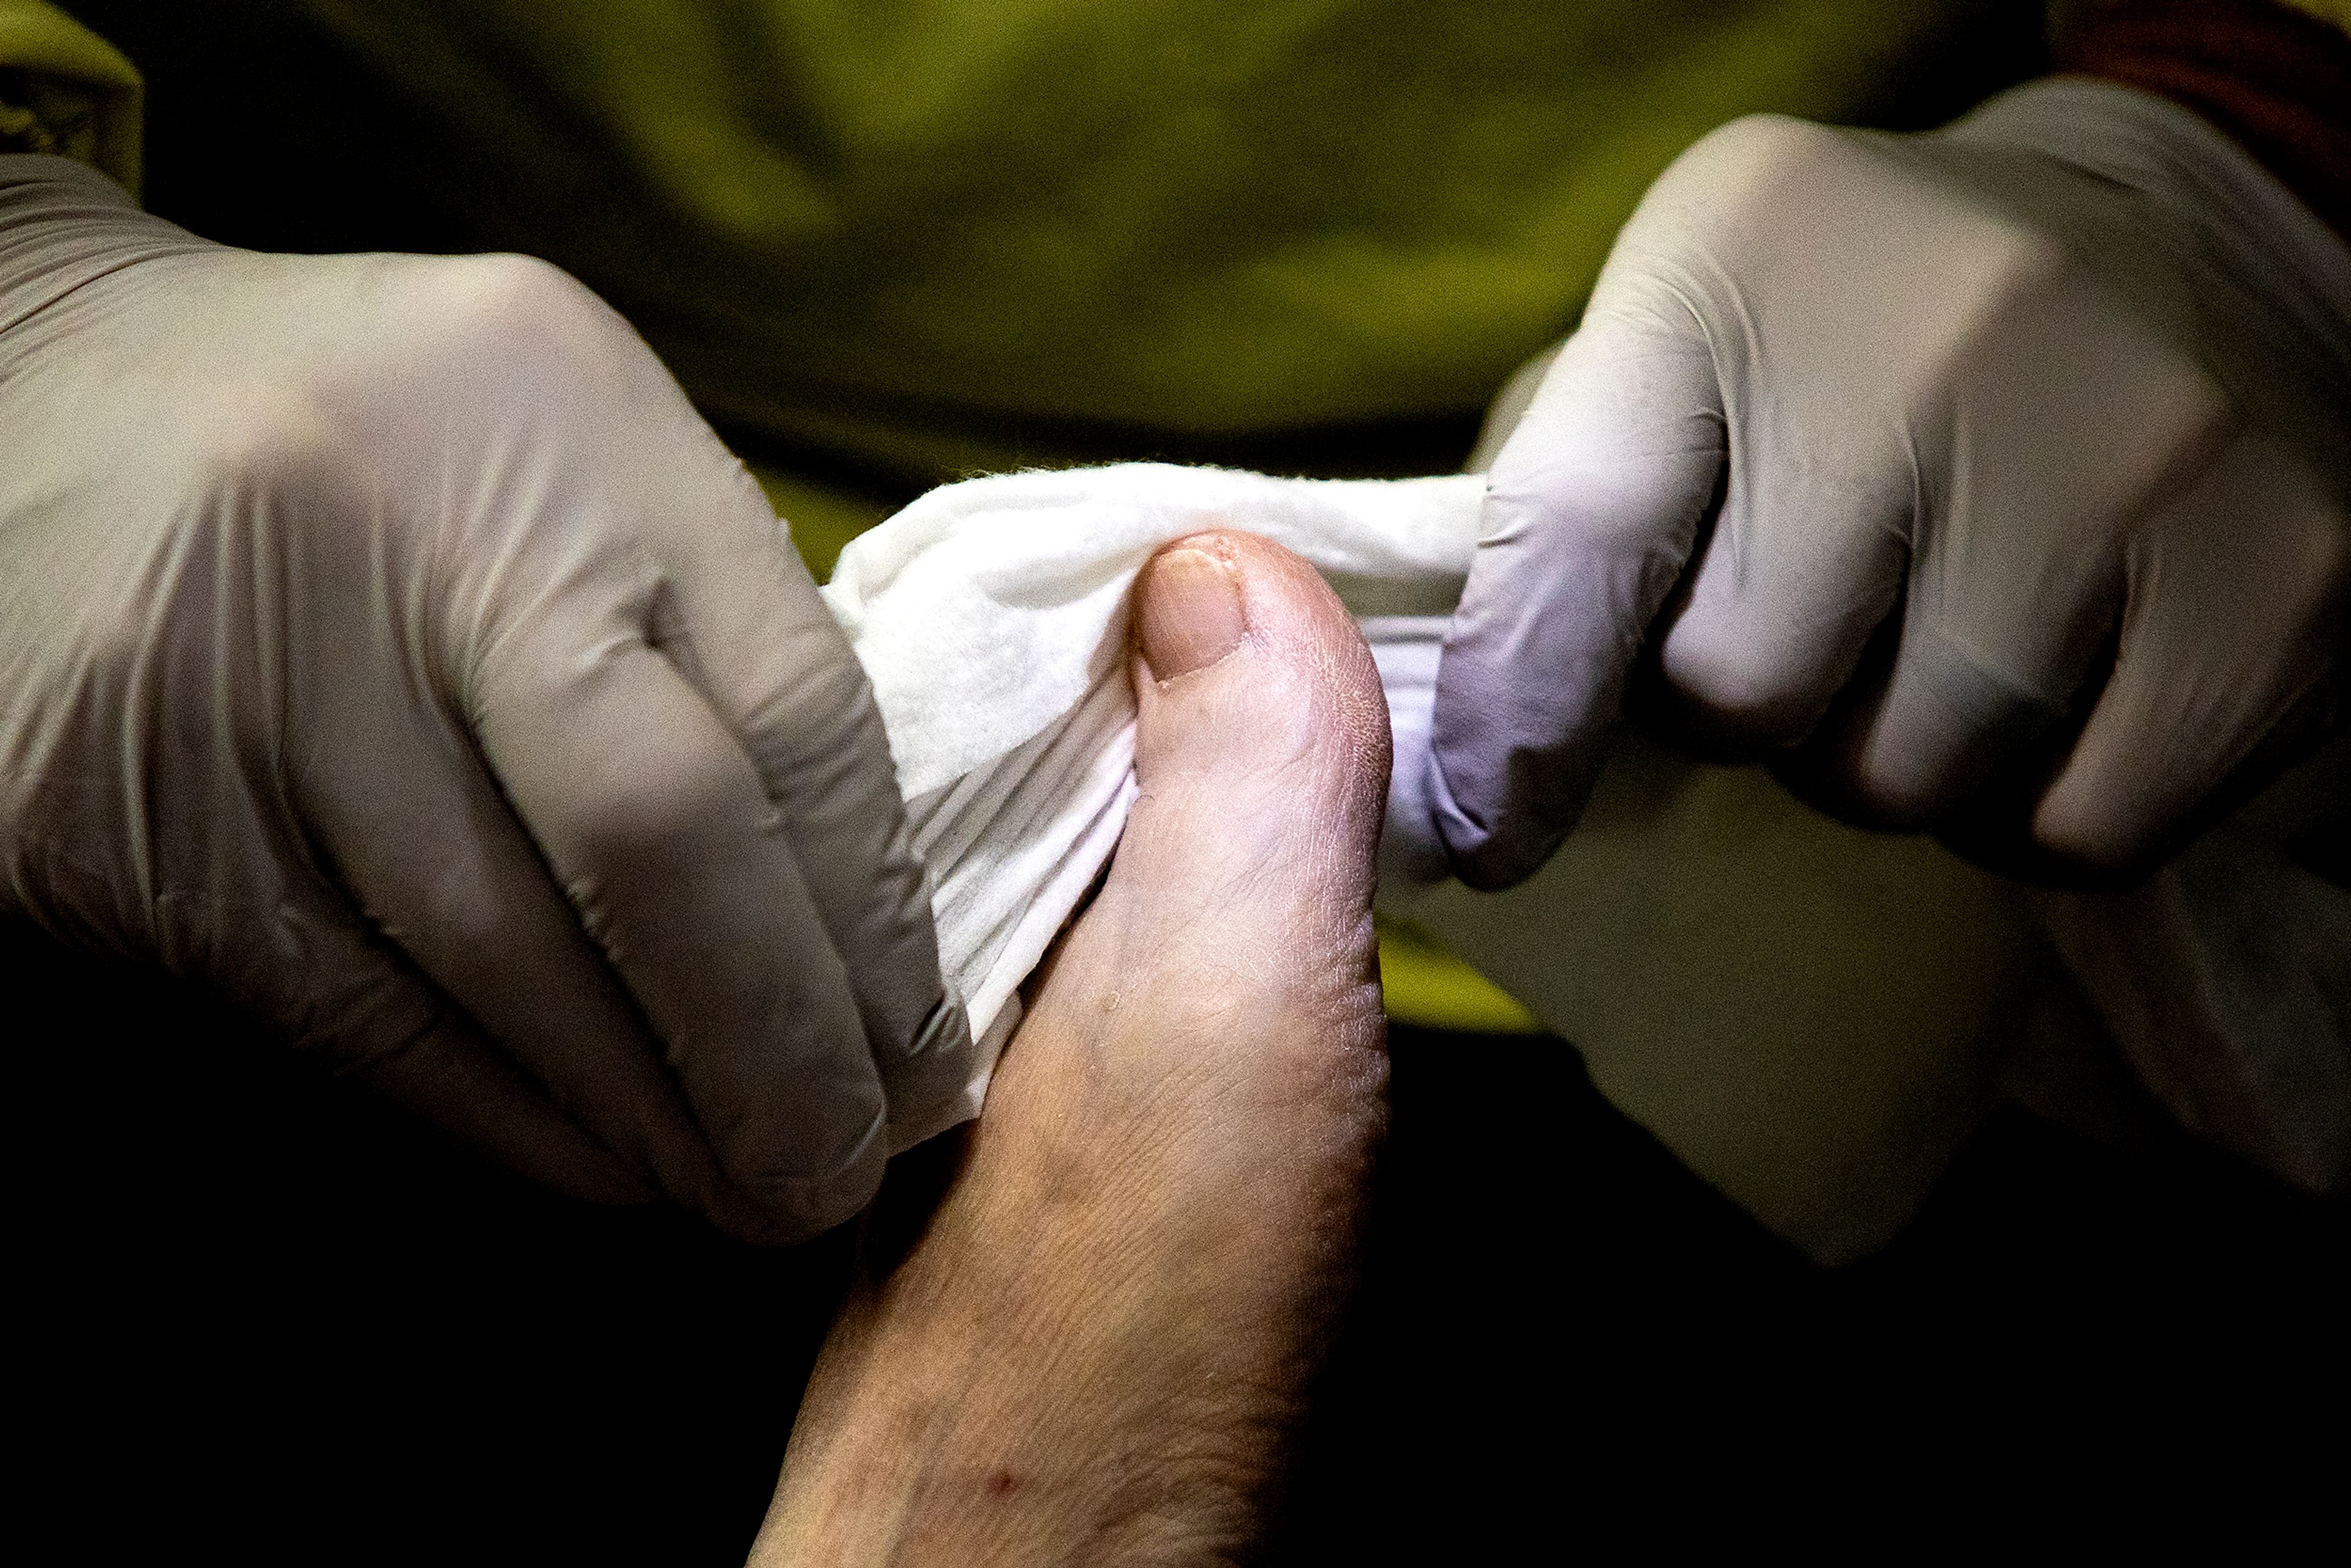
{"left": 24, "top": 3, "right": 2346, "bottom": 481}
{"left": 59, "top": 0, "right": 2050, "bottom": 487}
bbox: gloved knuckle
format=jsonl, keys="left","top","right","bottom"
{"left": 421, "top": 252, "right": 598, "bottom": 329}
{"left": 384, "top": 253, "right": 634, "bottom": 384}
{"left": 1714, "top": 111, "right": 1843, "bottom": 161}
{"left": 1668, "top": 113, "right": 1853, "bottom": 200}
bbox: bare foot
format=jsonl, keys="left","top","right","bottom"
{"left": 750, "top": 531, "right": 1392, "bottom": 1564}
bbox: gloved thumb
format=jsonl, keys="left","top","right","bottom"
{"left": 1430, "top": 299, "right": 1725, "bottom": 889}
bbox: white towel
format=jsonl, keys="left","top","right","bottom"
{"left": 821, "top": 463, "right": 1481, "bottom": 1150}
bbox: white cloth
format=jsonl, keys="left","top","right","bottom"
{"left": 822, "top": 463, "right": 1480, "bottom": 1146}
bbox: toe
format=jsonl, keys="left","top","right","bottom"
{"left": 1135, "top": 542, "right": 1248, "bottom": 682}
{"left": 1128, "top": 530, "right": 1392, "bottom": 858}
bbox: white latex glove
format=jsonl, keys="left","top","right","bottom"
{"left": 0, "top": 156, "right": 969, "bottom": 1243}
{"left": 1432, "top": 78, "right": 2351, "bottom": 890}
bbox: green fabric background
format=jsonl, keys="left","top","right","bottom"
{"left": 66, "top": 1, "right": 2044, "bottom": 486}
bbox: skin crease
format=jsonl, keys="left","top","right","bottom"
{"left": 751, "top": 531, "right": 1392, "bottom": 1566}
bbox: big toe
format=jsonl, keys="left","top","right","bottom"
{"left": 1122, "top": 530, "right": 1392, "bottom": 912}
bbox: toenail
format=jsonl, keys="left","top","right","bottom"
{"left": 1137, "top": 546, "right": 1247, "bottom": 681}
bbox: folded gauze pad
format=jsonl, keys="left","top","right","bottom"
{"left": 819, "top": 463, "right": 1483, "bottom": 1150}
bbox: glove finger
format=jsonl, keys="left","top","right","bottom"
{"left": 1790, "top": 282, "right": 2232, "bottom": 831}
{"left": 297, "top": 706, "right": 784, "bottom": 1242}
{"left": 1644, "top": 407, "right": 1911, "bottom": 754}
{"left": 635, "top": 454, "right": 969, "bottom": 1148}
{"left": 1784, "top": 599, "right": 2086, "bottom": 836}
{"left": 1431, "top": 298, "right": 1725, "bottom": 888}
{"left": 2031, "top": 436, "right": 2351, "bottom": 874}
{"left": 473, "top": 620, "right": 888, "bottom": 1243}
{"left": 195, "top": 885, "right": 651, "bottom": 1206}
{"left": 308, "top": 254, "right": 902, "bottom": 1230}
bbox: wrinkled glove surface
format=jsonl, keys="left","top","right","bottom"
{"left": 0, "top": 156, "right": 966, "bottom": 1243}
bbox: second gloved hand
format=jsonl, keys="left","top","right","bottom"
{"left": 1432, "top": 78, "right": 2351, "bottom": 888}
{"left": 0, "top": 156, "right": 966, "bottom": 1243}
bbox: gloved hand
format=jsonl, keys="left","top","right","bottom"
{"left": 1432, "top": 78, "right": 2351, "bottom": 890}
{"left": 0, "top": 156, "right": 966, "bottom": 1243}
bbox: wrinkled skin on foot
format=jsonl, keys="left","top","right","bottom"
{"left": 752, "top": 531, "right": 1392, "bottom": 1566}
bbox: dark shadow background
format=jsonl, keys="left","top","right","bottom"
{"left": 11, "top": 920, "right": 2344, "bottom": 1562}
